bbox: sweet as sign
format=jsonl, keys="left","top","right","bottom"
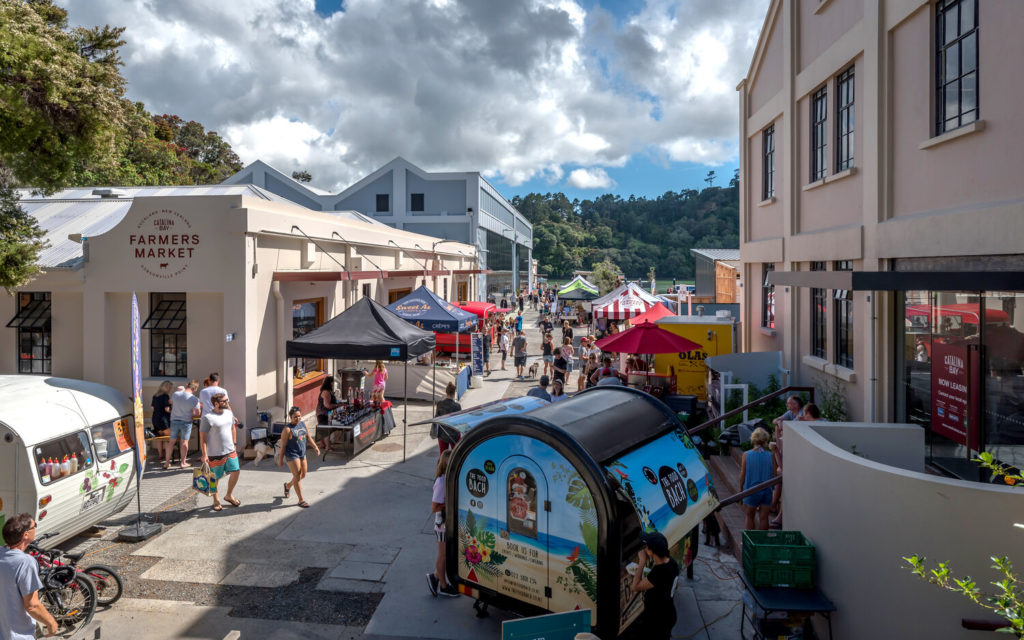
{"left": 129, "top": 209, "right": 199, "bottom": 278}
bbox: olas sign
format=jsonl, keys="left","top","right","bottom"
{"left": 129, "top": 210, "right": 199, "bottom": 279}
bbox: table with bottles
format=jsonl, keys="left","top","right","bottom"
{"left": 322, "top": 400, "right": 386, "bottom": 458}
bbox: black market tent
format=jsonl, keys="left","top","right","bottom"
{"left": 286, "top": 296, "right": 435, "bottom": 461}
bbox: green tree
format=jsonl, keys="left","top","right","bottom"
{"left": 0, "top": 167, "right": 48, "bottom": 292}
{"left": 591, "top": 259, "right": 620, "bottom": 295}
{"left": 0, "top": 0, "right": 128, "bottom": 191}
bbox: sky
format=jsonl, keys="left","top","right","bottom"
{"left": 66, "top": 0, "right": 769, "bottom": 201}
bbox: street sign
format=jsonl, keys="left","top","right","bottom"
{"left": 501, "top": 609, "right": 591, "bottom": 640}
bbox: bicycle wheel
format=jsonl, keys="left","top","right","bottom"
{"left": 41, "top": 574, "right": 97, "bottom": 634}
{"left": 82, "top": 564, "right": 123, "bottom": 606}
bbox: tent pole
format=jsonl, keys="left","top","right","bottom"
{"left": 403, "top": 359, "right": 408, "bottom": 463}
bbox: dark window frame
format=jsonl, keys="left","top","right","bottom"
{"left": 810, "top": 262, "right": 827, "bottom": 359}
{"left": 375, "top": 193, "right": 390, "bottom": 213}
{"left": 811, "top": 86, "right": 828, "bottom": 182}
{"left": 148, "top": 293, "right": 187, "bottom": 378}
{"left": 833, "top": 261, "right": 854, "bottom": 368}
{"left": 835, "top": 66, "right": 855, "bottom": 171}
{"left": 10, "top": 292, "right": 52, "bottom": 374}
{"left": 762, "top": 125, "right": 775, "bottom": 200}
{"left": 410, "top": 193, "right": 425, "bottom": 212}
{"left": 935, "top": 0, "right": 979, "bottom": 135}
{"left": 762, "top": 264, "right": 776, "bottom": 330}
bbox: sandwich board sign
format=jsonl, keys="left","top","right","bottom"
{"left": 501, "top": 609, "right": 590, "bottom": 640}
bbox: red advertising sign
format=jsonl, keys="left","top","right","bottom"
{"left": 930, "top": 342, "right": 979, "bottom": 450}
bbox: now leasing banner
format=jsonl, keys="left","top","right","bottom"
{"left": 930, "top": 342, "right": 980, "bottom": 450}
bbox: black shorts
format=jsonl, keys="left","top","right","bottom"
{"left": 514, "top": 355, "right": 527, "bottom": 367}
{"left": 500, "top": 349, "right": 507, "bottom": 359}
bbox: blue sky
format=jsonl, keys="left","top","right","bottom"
{"left": 68, "top": 0, "right": 767, "bottom": 199}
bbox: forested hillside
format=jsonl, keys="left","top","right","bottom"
{"left": 511, "top": 173, "right": 739, "bottom": 280}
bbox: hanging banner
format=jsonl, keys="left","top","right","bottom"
{"left": 470, "top": 332, "right": 484, "bottom": 376}
{"left": 131, "top": 293, "right": 146, "bottom": 473}
{"left": 930, "top": 342, "right": 980, "bottom": 450}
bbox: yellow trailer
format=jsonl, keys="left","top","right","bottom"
{"left": 653, "top": 313, "right": 739, "bottom": 400}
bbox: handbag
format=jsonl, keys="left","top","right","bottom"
{"left": 192, "top": 461, "right": 218, "bottom": 496}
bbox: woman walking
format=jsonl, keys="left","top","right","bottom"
{"left": 426, "top": 449, "right": 459, "bottom": 597}
{"left": 739, "top": 427, "right": 775, "bottom": 530}
{"left": 541, "top": 333, "right": 554, "bottom": 377}
{"left": 277, "top": 407, "right": 320, "bottom": 508}
{"left": 371, "top": 360, "right": 389, "bottom": 404}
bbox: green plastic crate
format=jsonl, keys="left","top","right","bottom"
{"left": 742, "top": 530, "right": 816, "bottom": 589}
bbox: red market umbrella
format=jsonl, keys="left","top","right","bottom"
{"left": 629, "top": 302, "right": 674, "bottom": 326}
{"left": 595, "top": 321, "right": 702, "bottom": 355}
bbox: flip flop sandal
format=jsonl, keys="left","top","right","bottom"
{"left": 212, "top": 504, "right": 223, "bottom": 512}
{"left": 298, "top": 501, "right": 310, "bottom": 508}
{"left": 225, "top": 497, "right": 241, "bottom": 507}
{"left": 162, "top": 461, "right": 170, "bottom": 470}
{"left": 283, "top": 482, "right": 290, "bottom": 498}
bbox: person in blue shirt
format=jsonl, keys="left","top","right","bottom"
{"left": 526, "top": 376, "right": 552, "bottom": 402}
{"left": 739, "top": 427, "right": 775, "bottom": 530}
{"left": 515, "top": 312, "right": 523, "bottom": 332}
{"left": 1, "top": 514, "right": 58, "bottom": 639}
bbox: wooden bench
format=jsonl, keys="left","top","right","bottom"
{"left": 145, "top": 436, "right": 170, "bottom": 460}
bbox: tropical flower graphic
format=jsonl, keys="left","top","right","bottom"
{"left": 567, "top": 546, "right": 580, "bottom": 562}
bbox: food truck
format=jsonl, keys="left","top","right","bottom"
{"left": 0, "top": 376, "right": 141, "bottom": 545}
{"left": 444, "top": 386, "right": 718, "bottom": 637}
{"left": 653, "top": 312, "right": 739, "bottom": 400}
{"left": 434, "top": 301, "right": 497, "bottom": 356}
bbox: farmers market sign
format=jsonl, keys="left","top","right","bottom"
{"left": 129, "top": 209, "right": 199, "bottom": 279}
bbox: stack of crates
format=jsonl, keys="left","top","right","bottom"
{"left": 742, "top": 530, "right": 816, "bottom": 589}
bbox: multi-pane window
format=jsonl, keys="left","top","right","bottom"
{"left": 835, "top": 67, "right": 855, "bottom": 171}
{"left": 292, "top": 298, "right": 324, "bottom": 377}
{"left": 810, "top": 262, "right": 827, "bottom": 359}
{"left": 833, "top": 261, "right": 854, "bottom": 368}
{"left": 410, "top": 193, "right": 425, "bottom": 212}
{"left": 811, "top": 87, "right": 828, "bottom": 181}
{"left": 936, "top": 0, "right": 978, "bottom": 134}
{"left": 762, "top": 125, "right": 775, "bottom": 200}
{"left": 144, "top": 293, "right": 187, "bottom": 377}
{"left": 375, "top": 194, "right": 390, "bottom": 212}
{"left": 762, "top": 264, "right": 775, "bottom": 330}
{"left": 7, "top": 292, "right": 51, "bottom": 374}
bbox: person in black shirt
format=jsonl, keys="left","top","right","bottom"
{"left": 629, "top": 531, "right": 679, "bottom": 640}
{"left": 541, "top": 333, "right": 554, "bottom": 377}
{"left": 434, "top": 382, "right": 462, "bottom": 453}
{"left": 552, "top": 352, "right": 568, "bottom": 385}
{"left": 540, "top": 315, "right": 554, "bottom": 335}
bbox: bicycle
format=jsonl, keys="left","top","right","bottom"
{"left": 29, "top": 532, "right": 124, "bottom": 606}
{"left": 36, "top": 564, "right": 97, "bottom": 636}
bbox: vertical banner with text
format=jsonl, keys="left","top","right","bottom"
{"left": 131, "top": 292, "right": 147, "bottom": 474}
{"left": 470, "top": 333, "right": 484, "bottom": 376}
{"left": 930, "top": 341, "right": 981, "bottom": 450}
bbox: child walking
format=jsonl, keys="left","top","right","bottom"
{"left": 277, "top": 407, "right": 320, "bottom": 508}
{"left": 427, "top": 449, "right": 459, "bottom": 597}
{"left": 372, "top": 360, "right": 388, "bottom": 404}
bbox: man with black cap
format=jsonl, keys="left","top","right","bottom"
{"left": 629, "top": 531, "right": 679, "bottom": 639}
{"left": 526, "top": 375, "right": 552, "bottom": 402}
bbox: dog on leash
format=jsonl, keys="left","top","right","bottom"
{"left": 527, "top": 361, "right": 539, "bottom": 379}
{"left": 253, "top": 441, "right": 276, "bottom": 466}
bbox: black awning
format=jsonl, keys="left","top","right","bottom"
{"left": 142, "top": 299, "right": 186, "bottom": 330}
{"left": 767, "top": 270, "right": 1024, "bottom": 292}
{"left": 6, "top": 297, "right": 51, "bottom": 329}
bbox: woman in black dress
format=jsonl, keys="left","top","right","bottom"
{"left": 151, "top": 380, "right": 173, "bottom": 468}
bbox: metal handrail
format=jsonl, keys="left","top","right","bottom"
{"left": 686, "top": 385, "right": 816, "bottom": 436}
{"left": 715, "top": 475, "right": 783, "bottom": 510}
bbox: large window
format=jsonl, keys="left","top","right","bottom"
{"left": 144, "top": 293, "right": 187, "bottom": 377}
{"left": 762, "top": 264, "right": 775, "bottom": 330}
{"left": 833, "top": 261, "right": 853, "bottom": 368}
{"left": 410, "top": 193, "right": 425, "bottom": 212}
{"left": 811, "top": 86, "right": 828, "bottom": 182}
{"left": 936, "top": 0, "right": 978, "bottom": 134}
{"left": 810, "top": 262, "right": 827, "bottom": 359}
{"left": 7, "top": 292, "right": 51, "bottom": 374}
{"left": 762, "top": 125, "right": 775, "bottom": 200}
{"left": 375, "top": 193, "right": 390, "bottom": 213}
{"left": 34, "top": 431, "right": 92, "bottom": 485}
{"left": 292, "top": 298, "right": 324, "bottom": 377}
{"left": 835, "top": 66, "right": 855, "bottom": 171}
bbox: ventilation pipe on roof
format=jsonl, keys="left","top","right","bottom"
{"left": 91, "top": 188, "right": 127, "bottom": 198}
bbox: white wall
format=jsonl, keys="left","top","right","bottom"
{"left": 784, "top": 421, "right": 1024, "bottom": 640}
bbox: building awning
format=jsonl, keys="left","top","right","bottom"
{"left": 452, "top": 269, "right": 492, "bottom": 275}
{"left": 767, "top": 271, "right": 1024, "bottom": 292}
{"left": 6, "top": 297, "right": 51, "bottom": 329}
{"left": 272, "top": 268, "right": 486, "bottom": 282}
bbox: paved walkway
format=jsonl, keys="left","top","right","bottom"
{"left": 64, "top": 306, "right": 743, "bottom": 640}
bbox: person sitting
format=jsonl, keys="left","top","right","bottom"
{"left": 549, "top": 379, "right": 567, "bottom": 403}
{"left": 773, "top": 395, "right": 805, "bottom": 430}
{"left": 591, "top": 356, "right": 625, "bottom": 386}
{"left": 526, "top": 375, "right": 552, "bottom": 402}
{"left": 799, "top": 403, "right": 822, "bottom": 420}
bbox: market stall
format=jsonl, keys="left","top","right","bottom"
{"left": 286, "top": 296, "right": 435, "bottom": 462}
{"left": 444, "top": 386, "right": 719, "bottom": 637}
{"left": 595, "top": 321, "right": 702, "bottom": 398}
{"left": 591, "top": 282, "right": 660, "bottom": 321}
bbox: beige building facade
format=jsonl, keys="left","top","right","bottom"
{"left": 738, "top": 0, "right": 1024, "bottom": 477}
{"left": 3, "top": 186, "right": 479, "bottom": 430}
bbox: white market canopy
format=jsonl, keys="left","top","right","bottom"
{"left": 591, "top": 282, "right": 660, "bottom": 319}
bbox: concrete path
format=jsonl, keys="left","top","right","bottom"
{"left": 69, "top": 305, "right": 745, "bottom": 640}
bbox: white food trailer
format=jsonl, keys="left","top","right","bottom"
{"left": 0, "top": 376, "right": 142, "bottom": 545}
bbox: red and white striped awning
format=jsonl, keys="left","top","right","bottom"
{"left": 592, "top": 285, "right": 658, "bottom": 319}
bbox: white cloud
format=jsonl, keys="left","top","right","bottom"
{"left": 64, "top": 0, "right": 770, "bottom": 193}
{"left": 567, "top": 168, "right": 615, "bottom": 189}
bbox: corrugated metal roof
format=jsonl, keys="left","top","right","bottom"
{"left": 690, "top": 248, "right": 741, "bottom": 261}
{"left": 17, "top": 184, "right": 291, "bottom": 269}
